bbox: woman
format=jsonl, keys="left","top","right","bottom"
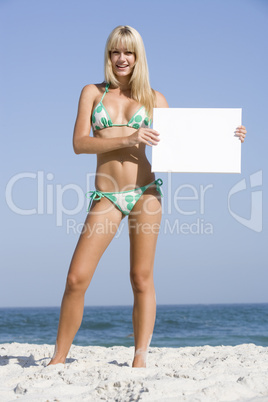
{"left": 48, "top": 25, "right": 247, "bottom": 368}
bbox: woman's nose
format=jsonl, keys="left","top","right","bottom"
{"left": 118, "top": 52, "right": 126, "bottom": 61}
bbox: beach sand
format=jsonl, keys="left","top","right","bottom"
{"left": 0, "top": 343, "right": 268, "bottom": 401}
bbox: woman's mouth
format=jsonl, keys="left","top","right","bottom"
{"left": 116, "top": 65, "right": 128, "bottom": 70}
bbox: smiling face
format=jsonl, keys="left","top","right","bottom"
{"left": 110, "top": 44, "right": 136, "bottom": 79}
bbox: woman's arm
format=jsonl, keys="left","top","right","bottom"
{"left": 73, "top": 85, "right": 131, "bottom": 155}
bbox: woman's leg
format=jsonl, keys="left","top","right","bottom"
{"left": 48, "top": 198, "right": 123, "bottom": 365}
{"left": 128, "top": 189, "right": 162, "bottom": 367}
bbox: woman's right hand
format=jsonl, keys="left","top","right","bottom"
{"left": 127, "top": 128, "right": 160, "bottom": 147}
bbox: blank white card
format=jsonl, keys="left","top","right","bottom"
{"left": 152, "top": 108, "right": 242, "bottom": 173}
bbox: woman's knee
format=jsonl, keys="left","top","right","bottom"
{"left": 66, "top": 271, "right": 88, "bottom": 294}
{"left": 130, "top": 269, "right": 154, "bottom": 293}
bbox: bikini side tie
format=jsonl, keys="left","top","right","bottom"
{"left": 85, "top": 190, "right": 105, "bottom": 212}
{"left": 155, "top": 178, "right": 163, "bottom": 197}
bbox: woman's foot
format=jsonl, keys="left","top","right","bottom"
{"left": 47, "top": 355, "right": 66, "bottom": 366}
{"left": 132, "top": 349, "right": 147, "bottom": 368}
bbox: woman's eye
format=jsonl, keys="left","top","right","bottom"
{"left": 126, "top": 52, "right": 133, "bottom": 55}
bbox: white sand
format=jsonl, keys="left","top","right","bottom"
{"left": 0, "top": 343, "right": 268, "bottom": 401}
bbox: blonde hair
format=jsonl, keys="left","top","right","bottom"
{"left": 104, "top": 25, "right": 155, "bottom": 119}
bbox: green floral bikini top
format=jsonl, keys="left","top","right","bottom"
{"left": 91, "top": 83, "right": 152, "bottom": 131}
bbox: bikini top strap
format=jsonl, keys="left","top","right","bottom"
{"left": 100, "top": 83, "right": 110, "bottom": 102}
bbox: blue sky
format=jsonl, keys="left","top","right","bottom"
{"left": 1, "top": 0, "right": 267, "bottom": 307}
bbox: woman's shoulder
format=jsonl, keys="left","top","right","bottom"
{"left": 80, "top": 82, "right": 106, "bottom": 97}
{"left": 153, "top": 89, "right": 169, "bottom": 108}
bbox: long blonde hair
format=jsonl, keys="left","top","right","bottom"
{"left": 104, "top": 25, "right": 155, "bottom": 119}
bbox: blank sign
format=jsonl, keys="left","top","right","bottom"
{"left": 152, "top": 108, "right": 242, "bottom": 173}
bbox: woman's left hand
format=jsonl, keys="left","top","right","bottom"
{"left": 235, "top": 125, "right": 247, "bottom": 143}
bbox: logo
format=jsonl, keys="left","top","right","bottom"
{"left": 228, "top": 170, "right": 262, "bottom": 232}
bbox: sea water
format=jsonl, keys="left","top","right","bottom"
{"left": 0, "top": 304, "right": 267, "bottom": 347}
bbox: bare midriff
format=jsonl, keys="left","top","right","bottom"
{"left": 93, "top": 126, "right": 155, "bottom": 192}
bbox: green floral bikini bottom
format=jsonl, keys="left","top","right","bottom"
{"left": 86, "top": 178, "right": 163, "bottom": 215}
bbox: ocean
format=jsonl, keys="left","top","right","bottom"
{"left": 0, "top": 304, "right": 267, "bottom": 348}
